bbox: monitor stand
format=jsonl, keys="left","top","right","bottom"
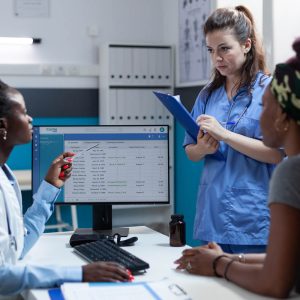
{"left": 69, "top": 204, "right": 129, "bottom": 247}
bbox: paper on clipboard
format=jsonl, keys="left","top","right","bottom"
{"left": 153, "top": 91, "right": 199, "bottom": 142}
{"left": 61, "top": 279, "right": 192, "bottom": 300}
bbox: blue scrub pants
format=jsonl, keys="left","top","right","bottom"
{"left": 218, "top": 243, "right": 266, "bottom": 254}
{"left": 201, "top": 241, "right": 266, "bottom": 254}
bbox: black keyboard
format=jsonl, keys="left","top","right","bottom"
{"left": 73, "top": 239, "right": 150, "bottom": 274}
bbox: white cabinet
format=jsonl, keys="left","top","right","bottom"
{"left": 99, "top": 44, "right": 175, "bottom": 230}
{"left": 99, "top": 44, "right": 174, "bottom": 126}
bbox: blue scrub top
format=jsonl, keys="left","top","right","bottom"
{"left": 184, "top": 72, "right": 274, "bottom": 245}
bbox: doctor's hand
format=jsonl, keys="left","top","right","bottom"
{"left": 83, "top": 262, "right": 131, "bottom": 282}
{"left": 44, "top": 152, "right": 75, "bottom": 188}
{"left": 174, "top": 242, "right": 224, "bottom": 276}
{"left": 197, "top": 115, "right": 230, "bottom": 141}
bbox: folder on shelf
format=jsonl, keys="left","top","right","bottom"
{"left": 153, "top": 91, "right": 199, "bottom": 142}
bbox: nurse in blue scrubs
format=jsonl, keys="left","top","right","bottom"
{"left": 184, "top": 6, "right": 283, "bottom": 253}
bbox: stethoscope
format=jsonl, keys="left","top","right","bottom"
{"left": 203, "top": 88, "right": 253, "bottom": 131}
{"left": 203, "top": 73, "right": 268, "bottom": 131}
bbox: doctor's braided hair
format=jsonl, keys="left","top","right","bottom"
{"left": 0, "top": 80, "right": 16, "bottom": 118}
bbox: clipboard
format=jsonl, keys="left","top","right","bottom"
{"left": 153, "top": 91, "right": 199, "bottom": 142}
{"left": 60, "top": 279, "right": 191, "bottom": 300}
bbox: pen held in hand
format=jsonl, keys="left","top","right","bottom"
{"left": 220, "top": 121, "right": 236, "bottom": 126}
{"left": 72, "top": 143, "right": 100, "bottom": 160}
{"left": 59, "top": 143, "right": 99, "bottom": 179}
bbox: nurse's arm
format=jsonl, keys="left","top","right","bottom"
{"left": 185, "top": 144, "right": 206, "bottom": 161}
{"left": 224, "top": 131, "right": 283, "bottom": 164}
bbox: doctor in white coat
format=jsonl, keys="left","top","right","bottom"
{"left": 0, "top": 80, "right": 131, "bottom": 296}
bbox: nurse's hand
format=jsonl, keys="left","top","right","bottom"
{"left": 44, "top": 152, "right": 75, "bottom": 188}
{"left": 197, "top": 115, "right": 229, "bottom": 141}
{"left": 83, "top": 262, "right": 131, "bottom": 282}
{"left": 196, "top": 129, "right": 219, "bottom": 155}
{"left": 185, "top": 129, "right": 219, "bottom": 161}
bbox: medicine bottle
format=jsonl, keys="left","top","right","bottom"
{"left": 169, "top": 214, "right": 186, "bottom": 247}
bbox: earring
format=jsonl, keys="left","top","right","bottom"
{"left": 2, "top": 130, "right": 7, "bottom": 140}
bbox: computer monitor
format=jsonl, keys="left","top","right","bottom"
{"left": 32, "top": 125, "right": 169, "bottom": 237}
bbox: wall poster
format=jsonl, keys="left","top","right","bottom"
{"left": 178, "top": 0, "right": 213, "bottom": 87}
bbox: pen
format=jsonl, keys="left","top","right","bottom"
{"left": 71, "top": 143, "right": 100, "bottom": 160}
{"left": 220, "top": 121, "right": 236, "bottom": 125}
{"left": 59, "top": 143, "right": 99, "bottom": 179}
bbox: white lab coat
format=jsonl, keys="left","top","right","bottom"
{"left": 0, "top": 166, "right": 24, "bottom": 265}
{"left": 0, "top": 165, "right": 81, "bottom": 299}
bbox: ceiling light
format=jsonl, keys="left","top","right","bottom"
{"left": 0, "top": 37, "right": 41, "bottom": 45}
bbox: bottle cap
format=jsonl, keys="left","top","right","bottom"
{"left": 171, "top": 214, "right": 184, "bottom": 221}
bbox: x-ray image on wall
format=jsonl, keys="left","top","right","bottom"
{"left": 178, "top": 0, "right": 212, "bottom": 86}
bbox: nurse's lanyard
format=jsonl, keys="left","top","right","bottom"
{"left": 0, "top": 184, "right": 17, "bottom": 252}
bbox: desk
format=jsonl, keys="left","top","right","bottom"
{"left": 21, "top": 227, "right": 293, "bottom": 300}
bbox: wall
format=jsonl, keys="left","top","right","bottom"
{"left": 0, "top": 0, "right": 172, "bottom": 63}
{"left": 0, "top": 0, "right": 177, "bottom": 235}
{"left": 0, "top": 0, "right": 175, "bottom": 88}
{"left": 273, "top": 0, "right": 300, "bottom": 65}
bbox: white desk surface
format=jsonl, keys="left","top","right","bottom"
{"left": 21, "top": 226, "right": 297, "bottom": 300}
{"left": 13, "top": 170, "right": 31, "bottom": 191}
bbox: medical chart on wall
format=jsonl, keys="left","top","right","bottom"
{"left": 178, "top": 0, "right": 212, "bottom": 86}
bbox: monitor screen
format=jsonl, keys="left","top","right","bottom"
{"left": 32, "top": 125, "right": 169, "bottom": 204}
{"left": 32, "top": 125, "right": 170, "bottom": 235}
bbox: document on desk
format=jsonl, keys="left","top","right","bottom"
{"left": 61, "top": 279, "right": 192, "bottom": 300}
{"left": 153, "top": 91, "right": 199, "bottom": 142}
